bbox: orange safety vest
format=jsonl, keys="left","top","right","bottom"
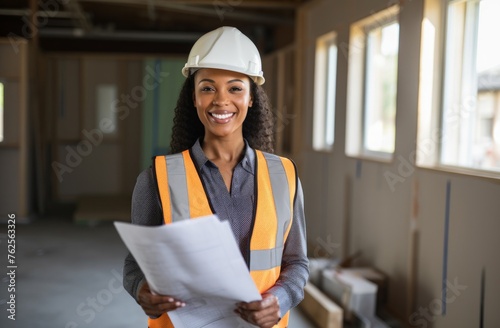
{"left": 149, "top": 149, "right": 296, "bottom": 328}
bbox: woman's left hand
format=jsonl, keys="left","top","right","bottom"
{"left": 235, "top": 293, "right": 281, "bottom": 328}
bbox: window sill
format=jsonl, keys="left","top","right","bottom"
{"left": 346, "top": 150, "right": 393, "bottom": 164}
{"left": 417, "top": 163, "right": 500, "bottom": 183}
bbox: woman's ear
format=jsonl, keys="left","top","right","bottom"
{"left": 249, "top": 97, "right": 253, "bottom": 108}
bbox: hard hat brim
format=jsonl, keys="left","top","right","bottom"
{"left": 182, "top": 65, "right": 265, "bottom": 85}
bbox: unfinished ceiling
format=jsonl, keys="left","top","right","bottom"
{"left": 0, "top": 0, "right": 308, "bottom": 54}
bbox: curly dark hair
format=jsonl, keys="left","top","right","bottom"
{"left": 169, "top": 73, "right": 275, "bottom": 154}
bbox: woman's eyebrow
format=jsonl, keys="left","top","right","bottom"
{"left": 198, "top": 78, "right": 246, "bottom": 84}
{"left": 198, "top": 78, "right": 215, "bottom": 84}
{"left": 227, "top": 79, "right": 245, "bottom": 84}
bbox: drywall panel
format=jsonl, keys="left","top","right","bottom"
{"left": 298, "top": 38, "right": 315, "bottom": 154}
{"left": 349, "top": 159, "right": 412, "bottom": 316}
{"left": 301, "top": 151, "right": 333, "bottom": 252}
{"left": 121, "top": 60, "right": 143, "bottom": 193}
{"left": 56, "top": 143, "right": 121, "bottom": 199}
{"left": 281, "top": 50, "right": 295, "bottom": 154}
{"left": 415, "top": 171, "right": 500, "bottom": 328}
{"left": 0, "top": 149, "right": 19, "bottom": 215}
{"left": 262, "top": 55, "right": 279, "bottom": 118}
{"left": 57, "top": 59, "right": 80, "bottom": 140}
{"left": 2, "top": 80, "right": 20, "bottom": 145}
{"left": 300, "top": 150, "right": 346, "bottom": 260}
{"left": 262, "top": 47, "right": 295, "bottom": 155}
{"left": 0, "top": 44, "right": 21, "bottom": 77}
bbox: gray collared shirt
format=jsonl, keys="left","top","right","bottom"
{"left": 124, "top": 139, "right": 309, "bottom": 316}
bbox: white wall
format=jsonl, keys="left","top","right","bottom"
{"left": 296, "top": 0, "right": 500, "bottom": 326}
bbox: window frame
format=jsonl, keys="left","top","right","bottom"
{"left": 345, "top": 5, "right": 400, "bottom": 161}
{"left": 440, "top": 0, "right": 480, "bottom": 169}
{"left": 417, "top": 0, "right": 500, "bottom": 178}
{"left": 362, "top": 19, "right": 399, "bottom": 159}
{"left": 312, "top": 31, "right": 338, "bottom": 152}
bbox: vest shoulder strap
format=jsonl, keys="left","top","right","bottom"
{"left": 154, "top": 150, "right": 212, "bottom": 223}
{"left": 153, "top": 155, "right": 173, "bottom": 224}
{"left": 250, "top": 150, "right": 297, "bottom": 269}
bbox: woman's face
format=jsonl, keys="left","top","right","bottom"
{"left": 193, "top": 68, "right": 253, "bottom": 141}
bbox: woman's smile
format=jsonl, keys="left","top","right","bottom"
{"left": 209, "top": 111, "right": 236, "bottom": 123}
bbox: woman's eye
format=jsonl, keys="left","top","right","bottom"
{"left": 201, "top": 86, "right": 214, "bottom": 92}
{"left": 230, "top": 87, "right": 243, "bottom": 92}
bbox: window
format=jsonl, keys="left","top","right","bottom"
{"left": 440, "top": 0, "right": 500, "bottom": 171}
{"left": 364, "top": 22, "right": 399, "bottom": 153}
{"left": 313, "top": 32, "right": 337, "bottom": 151}
{"left": 0, "top": 82, "right": 4, "bottom": 143}
{"left": 345, "top": 5, "right": 400, "bottom": 159}
{"left": 96, "top": 84, "right": 118, "bottom": 135}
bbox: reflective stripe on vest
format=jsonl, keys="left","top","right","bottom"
{"left": 149, "top": 149, "right": 296, "bottom": 328}
{"left": 156, "top": 151, "right": 213, "bottom": 222}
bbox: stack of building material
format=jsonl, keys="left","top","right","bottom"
{"left": 299, "top": 282, "right": 344, "bottom": 328}
{"left": 321, "top": 269, "right": 390, "bottom": 328}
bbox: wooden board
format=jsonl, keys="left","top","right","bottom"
{"left": 298, "top": 282, "right": 343, "bottom": 328}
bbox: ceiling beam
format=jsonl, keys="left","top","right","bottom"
{"left": 81, "top": 0, "right": 301, "bottom": 9}
{"left": 79, "top": 0, "right": 295, "bottom": 25}
{"left": 0, "top": 8, "right": 85, "bottom": 19}
{"left": 39, "top": 27, "right": 202, "bottom": 42}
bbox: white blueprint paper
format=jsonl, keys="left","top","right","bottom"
{"left": 114, "top": 215, "right": 261, "bottom": 328}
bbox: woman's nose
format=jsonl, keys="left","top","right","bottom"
{"left": 213, "top": 92, "right": 229, "bottom": 106}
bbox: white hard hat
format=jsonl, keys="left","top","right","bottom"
{"left": 182, "top": 26, "right": 265, "bottom": 85}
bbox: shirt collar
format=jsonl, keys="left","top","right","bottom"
{"left": 190, "top": 138, "right": 255, "bottom": 175}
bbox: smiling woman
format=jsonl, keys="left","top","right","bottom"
{"left": 192, "top": 68, "right": 254, "bottom": 190}
{"left": 123, "top": 26, "right": 309, "bottom": 328}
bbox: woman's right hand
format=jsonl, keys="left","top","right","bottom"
{"left": 137, "top": 280, "right": 186, "bottom": 318}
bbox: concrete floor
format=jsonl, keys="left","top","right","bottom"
{"left": 0, "top": 218, "right": 316, "bottom": 328}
